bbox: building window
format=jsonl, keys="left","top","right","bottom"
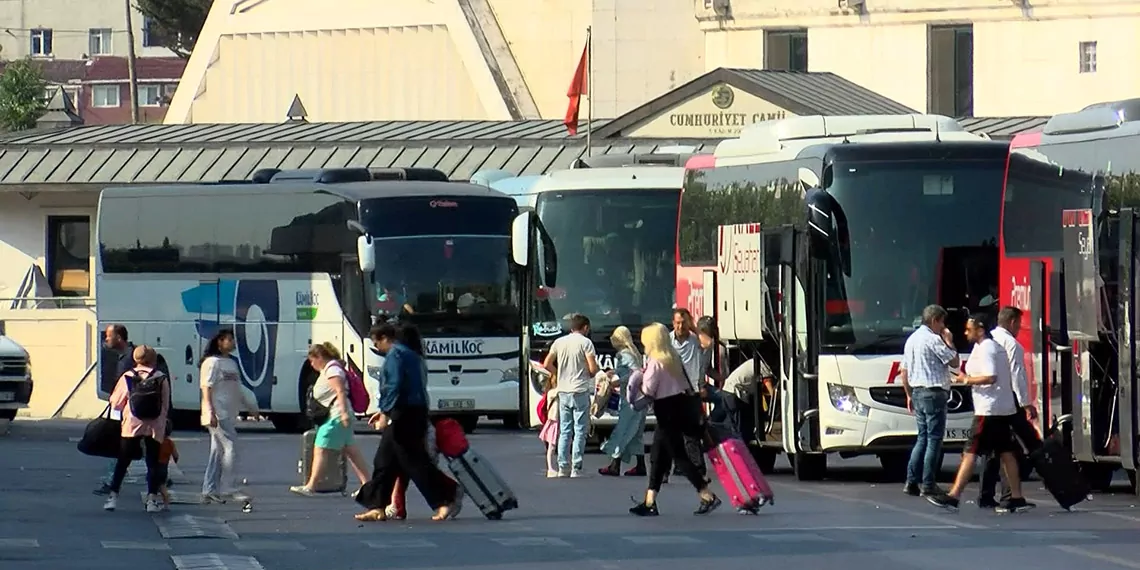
{"left": 92, "top": 85, "right": 120, "bottom": 108}
{"left": 927, "top": 24, "right": 974, "bottom": 117}
{"left": 138, "top": 84, "right": 162, "bottom": 107}
{"left": 46, "top": 216, "right": 91, "bottom": 297}
{"left": 765, "top": 29, "right": 808, "bottom": 72}
{"left": 1079, "top": 41, "right": 1097, "bottom": 73}
{"left": 30, "top": 28, "right": 53, "bottom": 56}
{"left": 89, "top": 28, "right": 113, "bottom": 56}
{"left": 142, "top": 17, "right": 166, "bottom": 48}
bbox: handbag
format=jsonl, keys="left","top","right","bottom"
{"left": 627, "top": 369, "right": 653, "bottom": 412}
{"left": 306, "top": 389, "right": 331, "bottom": 425}
{"left": 77, "top": 405, "right": 141, "bottom": 459}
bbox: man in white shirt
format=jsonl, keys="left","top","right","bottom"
{"left": 542, "top": 314, "right": 599, "bottom": 477}
{"left": 926, "top": 313, "right": 1033, "bottom": 513}
{"left": 978, "top": 306, "right": 1044, "bottom": 508}
{"left": 900, "top": 305, "right": 960, "bottom": 497}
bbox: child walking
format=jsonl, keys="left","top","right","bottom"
{"left": 156, "top": 421, "right": 179, "bottom": 510}
{"left": 537, "top": 371, "right": 560, "bottom": 478}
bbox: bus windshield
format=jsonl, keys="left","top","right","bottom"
{"left": 824, "top": 157, "right": 1005, "bottom": 352}
{"left": 533, "top": 189, "right": 678, "bottom": 336}
{"left": 359, "top": 196, "right": 519, "bottom": 335}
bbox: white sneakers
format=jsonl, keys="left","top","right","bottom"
{"left": 546, "top": 470, "right": 559, "bottom": 478}
{"left": 103, "top": 492, "right": 118, "bottom": 511}
{"left": 145, "top": 495, "right": 164, "bottom": 513}
{"left": 104, "top": 492, "right": 166, "bottom": 513}
{"left": 570, "top": 469, "right": 583, "bottom": 478}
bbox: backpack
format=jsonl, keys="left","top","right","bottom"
{"left": 343, "top": 362, "right": 369, "bottom": 414}
{"left": 125, "top": 368, "right": 165, "bottom": 421}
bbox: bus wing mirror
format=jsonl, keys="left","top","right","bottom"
{"left": 798, "top": 167, "right": 820, "bottom": 190}
{"left": 357, "top": 235, "right": 376, "bottom": 273}
{"left": 511, "top": 213, "right": 530, "bottom": 267}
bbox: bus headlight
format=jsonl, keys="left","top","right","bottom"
{"left": 827, "top": 383, "right": 869, "bottom": 417}
{"left": 500, "top": 366, "right": 520, "bottom": 383}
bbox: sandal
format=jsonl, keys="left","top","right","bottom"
{"left": 354, "top": 509, "right": 388, "bottom": 522}
{"left": 430, "top": 505, "right": 452, "bottom": 521}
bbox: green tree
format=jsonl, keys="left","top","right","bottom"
{"left": 134, "top": 0, "right": 213, "bottom": 59}
{"left": 0, "top": 58, "right": 47, "bottom": 132}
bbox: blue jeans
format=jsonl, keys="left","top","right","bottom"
{"left": 556, "top": 392, "right": 590, "bottom": 472}
{"left": 203, "top": 418, "right": 240, "bottom": 495}
{"left": 907, "top": 387, "right": 948, "bottom": 489}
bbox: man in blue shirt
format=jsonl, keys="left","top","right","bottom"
{"left": 356, "top": 324, "right": 456, "bottom": 522}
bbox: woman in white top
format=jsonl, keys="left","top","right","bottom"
{"left": 200, "top": 329, "right": 259, "bottom": 503}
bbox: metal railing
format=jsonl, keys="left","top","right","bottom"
{"left": 0, "top": 296, "right": 96, "bottom": 310}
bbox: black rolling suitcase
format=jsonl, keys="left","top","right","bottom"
{"left": 1030, "top": 436, "right": 1089, "bottom": 510}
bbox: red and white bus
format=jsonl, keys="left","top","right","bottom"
{"left": 999, "top": 99, "right": 1140, "bottom": 490}
{"left": 677, "top": 114, "right": 1010, "bottom": 479}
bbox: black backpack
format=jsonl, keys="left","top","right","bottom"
{"left": 126, "top": 368, "right": 166, "bottom": 421}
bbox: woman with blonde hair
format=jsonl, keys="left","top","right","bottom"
{"left": 290, "top": 342, "right": 371, "bottom": 496}
{"left": 598, "top": 326, "right": 647, "bottom": 477}
{"left": 628, "top": 323, "right": 720, "bottom": 517}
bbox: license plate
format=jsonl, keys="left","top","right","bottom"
{"left": 438, "top": 399, "right": 475, "bottom": 411}
{"left": 0, "top": 392, "right": 13, "bottom": 402}
{"left": 945, "top": 428, "right": 972, "bottom": 440}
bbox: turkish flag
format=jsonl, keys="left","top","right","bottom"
{"left": 563, "top": 37, "right": 589, "bottom": 135}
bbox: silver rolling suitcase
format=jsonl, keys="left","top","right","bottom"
{"left": 298, "top": 429, "right": 348, "bottom": 494}
{"left": 445, "top": 448, "right": 518, "bottom": 520}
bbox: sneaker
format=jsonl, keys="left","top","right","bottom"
{"left": 903, "top": 482, "right": 921, "bottom": 496}
{"left": 103, "top": 492, "right": 118, "bottom": 511}
{"left": 145, "top": 496, "right": 162, "bottom": 513}
{"left": 694, "top": 494, "right": 722, "bottom": 516}
{"left": 93, "top": 483, "right": 113, "bottom": 496}
{"left": 996, "top": 497, "right": 1036, "bottom": 514}
{"left": 241, "top": 500, "right": 252, "bottom": 514}
{"left": 202, "top": 492, "right": 227, "bottom": 504}
{"left": 920, "top": 485, "right": 945, "bottom": 497}
{"left": 556, "top": 468, "right": 570, "bottom": 478}
{"left": 977, "top": 496, "right": 1000, "bottom": 510}
{"left": 570, "top": 469, "right": 583, "bottom": 478}
{"left": 737, "top": 506, "right": 760, "bottom": 515}
{"left": 383, "top": 504, "right": 407, "bottom": 520}
{"left": 629, "top": 501, "right": 660, "bottom": 517}
{"left": 289, "top": 485, "right": 316, "bottom": 497}
{"left": 546, "top": 470, "right": 560, "bottom": 478}
{"left": 925, "top": 493, "right": 960, "bottom": 511}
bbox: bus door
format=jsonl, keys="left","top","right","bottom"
{"left": 338, "top": 257, "right": 369, "bottom": 376}
{"left": 1062, "top": 209, "right": 1102, "bottom": 464}
{"left": 522, "top": 212, "right": 557, "bottom": 429}
{"left": 1117, "top": 209, "right": 1139, "bottom": 486}
{"left": 774, "top": 226, "right": 823, "bottom": 469}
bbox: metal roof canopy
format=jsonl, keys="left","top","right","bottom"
{"left": 102, "top": 179, "right": 505, "bottom": 202}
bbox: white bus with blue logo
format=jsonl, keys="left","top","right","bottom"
{"left": 475, "top": 153, "right": 689, "bottom": 439}
{"left": 95, "top": 167, "right": 554, "bottom": 433}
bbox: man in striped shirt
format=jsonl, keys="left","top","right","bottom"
{"left": 900, "top": 305, "right": 960, "bottom": 497}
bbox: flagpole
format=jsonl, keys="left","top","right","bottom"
{"left": 585, "top": 25, "right": 593, "bottom": 157}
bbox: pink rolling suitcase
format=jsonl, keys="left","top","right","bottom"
{"left": 707, "top": 437, "right": 774, "bottom": 513}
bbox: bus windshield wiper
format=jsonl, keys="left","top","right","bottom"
{"left": 846, "top": 332, "right": 912, "bottom": 353}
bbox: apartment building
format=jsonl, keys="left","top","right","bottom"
{"left": 0, "top": 0, "right": 175, "bottom": 60}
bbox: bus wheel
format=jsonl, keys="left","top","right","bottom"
{"left": 877, "top": 453, "right": 909, "bottom": 482}
{"left": 1079, "top": 462, "right": 1116, "bottom": 492}
{"left": 1128, "top": 469, "right": 1138, "bottom": 494}
{"left": 500, "top": 413, "right": 521, "bottom": 430}
{"left": 749, "top": 446, "right": 779, "bottom": 474}
{"left": 791, "top": 453, "right": 826, "bottom": 481}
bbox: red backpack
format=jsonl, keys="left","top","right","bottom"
{"left": 433, "top": 418, "right": 469, "bottom": 458}
{"left": 339, "top": 361, "right": 369, "bottom": 414}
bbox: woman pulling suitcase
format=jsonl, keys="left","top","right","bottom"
{"left": 354, "top": 323, "right": 459, "bottom": 522}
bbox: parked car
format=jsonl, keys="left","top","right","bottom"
{"left": 0, "top": 324, "right": 32, "bottom": 421}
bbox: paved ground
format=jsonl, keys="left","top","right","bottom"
{"left": 4, "top": 418, "right": 1140, "bottom": 570}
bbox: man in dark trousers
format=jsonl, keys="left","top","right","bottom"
{"left": 977, "top": 306, "right": 1043, "bottom": 510}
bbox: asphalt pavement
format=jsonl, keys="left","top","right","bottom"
{"left": 4, "top": 418, "right": 1140, "bottom": 570}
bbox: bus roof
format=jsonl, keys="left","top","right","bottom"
{"left": 100, "top": 180, "right": 511, "bottom": 203}
{"left": 684, "top": 154, "right": 715, "bottom": 170}
{"left": 489, "top": 175, "right": 543, "bottom": 195}
{"left": 713, "top": 114, "right": 985, "bottom": 166}
{"left": 528, "top": 166, "right": 686, "bottom": 192}
{"left": 822, "top": 140, "right": 1010, "bottom": 161}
